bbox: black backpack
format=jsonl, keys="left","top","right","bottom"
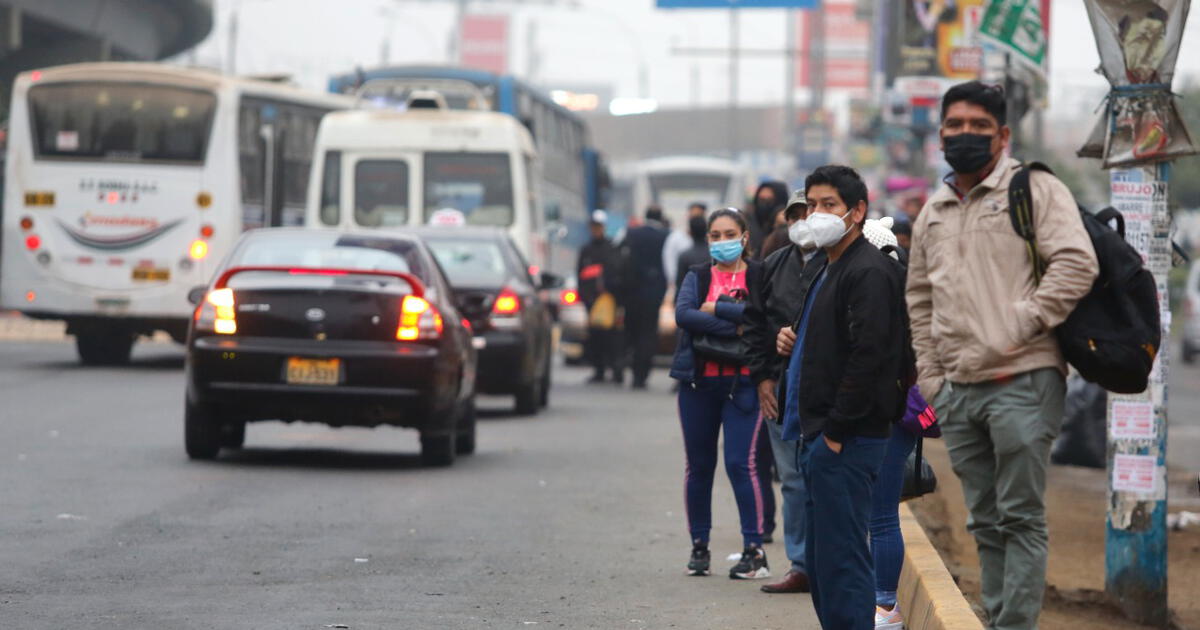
{"left": 1008, "top": 163, "right": 1161, "bottom": 394}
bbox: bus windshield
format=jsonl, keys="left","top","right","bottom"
{"left": 423, "top": 152, "right": 514, "bottom": 227}
{"left": 648, "top": 173, "right": 731, "bottom": 213}
{"left": 28, "top": 82, "right": 217, "bottom": 163}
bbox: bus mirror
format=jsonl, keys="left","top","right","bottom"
{"left": 544, "top": 203, "right": 561, "bottom": 223}
{"left": 187, "top": 286, "right": 207, "bottom": 305}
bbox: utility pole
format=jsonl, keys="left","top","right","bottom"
{"left": 728, "top": 9, "right": 739, "bottom": 159}
{"left": 783, "top": 9, "right": 797, "bottom": 162}
{"left": 226, "top": 9, "right": 238, "bottom": 75}
{"left": 1078, "top": 0, "right": 1194, "bottom": 625}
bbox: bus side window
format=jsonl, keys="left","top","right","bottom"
{"left": 319, "top": 151, "right": 341, "bottom": 226}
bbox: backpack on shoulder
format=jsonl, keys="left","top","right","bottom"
{"left": 1008, "top": 163, "right": 1161, "bottom": 394}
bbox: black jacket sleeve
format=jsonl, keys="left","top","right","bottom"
{"left": 824, "top": 267, "right": 901, "bottom": 443}
{"left": 744, "top": 250, "right": 781, "bottom": 385}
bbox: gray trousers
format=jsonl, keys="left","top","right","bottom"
{"left": 934, "top": 368, "right": 1065, "bottom": 630}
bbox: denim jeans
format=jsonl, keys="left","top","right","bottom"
{"left": 803, "top": 433, "right": 888, "bottom": 630}
{"left": 767, "top": 418, "right": 806, "bottom": 573}
{"left": 869, "top": 425, "right": 917, "bottom": 607}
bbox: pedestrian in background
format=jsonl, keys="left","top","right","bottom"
{"left": 675, "top": 213, "right": 711, "bottom": 293}
{"left": 671, "top": 208, "right": 770, "bottom": 580}
{"left": 747, "top": 180, "right": 788, "bottom": 259}
{"left": 577, "top": 210, "right": 626, "bottom": 385}
{"left": 907, "top": 81, "right": 1097, "bottom": 630}
{"left": 744, "top": 190, "right": 822, "bottom": 595}
{"left": 621, "top": 205, "right": 669, "bottom": 389}
{"left": 783, "top": 165, "right": 909, "bottom": 630}
{"left": 665, "top": 202, "right": 709, "bottom": 292}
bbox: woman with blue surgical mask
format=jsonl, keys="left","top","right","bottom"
{"left": 669, "top": 208, "right": 772, "bottom": 581}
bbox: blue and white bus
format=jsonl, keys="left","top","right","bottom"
{"left": 327, "top": 66, "right": 608, "bottom": 275}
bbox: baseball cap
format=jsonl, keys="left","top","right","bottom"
{"left": 591, "top": 209, "right": 608, "bottom": 224}
{"left": 784, "top": 191, "right": 808, "bottom": 218}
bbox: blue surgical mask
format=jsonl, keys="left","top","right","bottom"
{"left": 709, "top": 238, "right": 744, "bottom": 263}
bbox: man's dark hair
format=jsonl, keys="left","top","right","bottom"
{"left": 804, "top": 165, "right": 869, "bottom": 214}
{"left": 645, "top": 204, "right": 664, "bottom": 223}
{"left": 892, "top": 220, "right": 912, "bottom": 237}
{"left": 689, "top": 202, "right": 707, "bottom": 213}
{"left": 941, "top": 81, "right": 1007, "bottom": 126}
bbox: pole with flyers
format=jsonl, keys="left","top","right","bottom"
{"left": 1078, "top": 1, "right": 1195, "bottom": 625}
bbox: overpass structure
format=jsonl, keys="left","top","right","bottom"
{"left": 0, "top": 0, "right": 212, "bottom": 113}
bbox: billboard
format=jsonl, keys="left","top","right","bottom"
{"left": 459, "top": 14, "right": 509, "bottom": 75}
{"left": 796, "top": 0, "right": 871, "bottom": 90}
{"left": 657, "top": 0, "right": 817, "bottom": 7}
{"left": 894, "top": 0, "right": 986, "bottom": 79}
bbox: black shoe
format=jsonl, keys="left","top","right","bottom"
{"left": 762, "top": 533, "right": 774, "bottom": 544}
{"left": 631, "top": 381, "right": 648, "bottom": 390}
{"left": 687, "top": 545, "right": 711, "bottom": 576}
{"left": 729, "top": 546, "right": 770, "bottom": 580}
{"left": 586, "top": 374, "right": 605, "bottom": 384}
{"left": 611, "top": 372, "right": 625, "bottom": 385}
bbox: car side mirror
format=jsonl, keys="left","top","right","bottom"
{"left": 187, "top": 286, "right": 207, "bottom": 305}
{"left": 539, "top": 272, "right": 564, "bottom": 290}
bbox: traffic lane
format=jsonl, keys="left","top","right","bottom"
{"left": 0, "top": 342, "right": 818, "bottom": 629}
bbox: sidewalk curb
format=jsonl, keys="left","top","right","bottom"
{"left": 897, "top": 502, "right": 984, "bottom": 630}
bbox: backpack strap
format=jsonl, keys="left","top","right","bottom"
{"left": 1007, "top": 162, "right": 1053, "bottom": 283}
{"left": 1094, "top": 206, "right": 1126, "bottom": 239}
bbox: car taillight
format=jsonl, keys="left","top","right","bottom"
{"left": 194, "top": 288, "right": 237, "bottom": 335}
{"left": 489, "top": 287, "right": 522, "bottom": 330}
{"left": 397, "top": 295, "right": 443, "bottom": 341}
{"left": 560, "top": 289, "right": 579, "bottom": 306}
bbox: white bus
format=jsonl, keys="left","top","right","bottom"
{"left": 0, "top": 63, "right": 351, "bottom": 364}
{"left": 304, "top": 101, "right": 545, "bottom": 273}
{"left": 612, "top": 156, "right": 751, "bottom": 228}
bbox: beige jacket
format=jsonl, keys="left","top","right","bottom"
{"left": 906, "top": 157, "right": 1098, "bottom": 399}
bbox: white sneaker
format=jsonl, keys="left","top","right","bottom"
{"left": 875, "top": 604, "right": 903, "bottom": 630}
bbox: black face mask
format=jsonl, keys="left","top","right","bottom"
{"left": 755, "top": 197, "right": 776, "bottom": 214}
{"left": 944, "top": 133, "right": 996, "bottom": 174}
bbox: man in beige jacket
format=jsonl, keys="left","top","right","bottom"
{"left": 906, "top": 82, "right": 1097, "bottom": 630}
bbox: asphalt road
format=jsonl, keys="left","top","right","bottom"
{"left": 0, "top": 341, "right": 820, "bottom": 629}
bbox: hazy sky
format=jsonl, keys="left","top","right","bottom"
{"left": 185, "top": 0, "right": 1200, "bottom": 119}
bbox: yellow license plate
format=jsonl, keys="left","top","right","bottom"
{"left": 131, "top": 267, "right": 170, "bottom": 281}
{"left": 286, "top": 357, "right": 340, "bottom": 386}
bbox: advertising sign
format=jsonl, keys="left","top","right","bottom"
{"left": 657, "top": 0, "right": 817, "bottom": 7}
{"left": 796, "top": 0, "right": 871, "bottom": 90}
{"left": 896, "top": 0, "right": 986, "bottom": 79}
{"left": 978, "top": 0, "right": 1047, "bottom": 75}
{"left": 459, "top": 14, "right": 509, "bottom": 75}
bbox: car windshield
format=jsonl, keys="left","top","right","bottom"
{"left": 424, "top": 237, "right": 511, "bottom": 287}
{"left": 28, "top": 82, "right": 217, "bottom": 163}
{"left": 423, "top": 153, "right": 514, "bottom": 227}
{"left": 230, "top": 232, "right": 426, "bottom": 281}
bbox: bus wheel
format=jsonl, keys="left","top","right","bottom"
{"left": 76, "top": 331, "right": 135, "bottom": 366}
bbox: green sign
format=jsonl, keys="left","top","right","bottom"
{"left": 979, "top": 0, "right": 1047, "bottom": 74}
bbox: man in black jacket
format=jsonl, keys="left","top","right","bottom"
{"left": 577, "top": 210, "right": 626, "bottom": 384}
{"left": 743, "top": 190, "right": 823, "bottom": 594}
{"left": 621, "top": 206, "right": 669, "bottom": 389}
{"left": 781, "top": 165, "right": 907, "bottom": 630}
